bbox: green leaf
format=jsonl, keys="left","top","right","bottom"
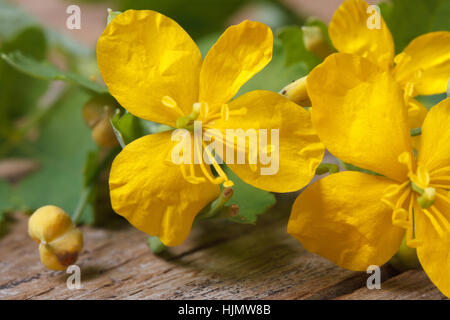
{"left": 13, "top": 88, "right": 96, "bottom": 217}
{"left": 222, "top": 166, "right": 276, "bottom": 224}
{"left": 1, "top": 51, "right": 107, "bottom": 94}
{"left": 83, "top": 150, "right": 100, "bottom": 187}
{"left": 277, "top": 26, "right": 320, "bottom": 70}
{"left": 0, "top": 26, "right": 48, "bottom": 133}
{"left": 111, "top": 110, "right": 145, "bottom": 148}
{"left": 380, "top": 0, "right": 450, "bottom": 53}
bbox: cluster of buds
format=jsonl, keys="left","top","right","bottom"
{"left": 28, "top": 206, "right": 83, "bottom": 271}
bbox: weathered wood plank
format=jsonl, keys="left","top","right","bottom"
{"left": 0, "top": 195, "right": 444, "bottom": 300}
{"left": 336, "top": 270, "right": 445, "bottom": 300}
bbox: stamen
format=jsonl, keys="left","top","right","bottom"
{"left": 221, "top": 104, "right": 229, "bottom": 121}
{"left": 381, "top": 181, "right": 409, "bottom": 209}
{"left": 430, "top": 206, "right": 450, "bottom": 233}
{"left": 406, "top": 197, "right": 421, "bottom": 248}
{"left": 297, "top": 143, "right": 325, "bottom": 157}
{"left": 404, "top": 82, "right": 415, "bottom": 102}
{"left": 430, "top": 166, "right": 450, "bottom": 177}
{"left": 202, "top": 141, "right": 233, "bottom": 187}
{"left": 398, "top": 152, "right": 413, "bottom": 174}
{"left": 436, "top": 191, "right": 450, "bottom": 206}
{"left": 230, "top": 107, "right": 247, "bottom": 116}
{"left": 162, "top": 95, "right": 177, "bottom": 108}
{"left": 162, "top": 96, "right": 185, "bottom": 118}
{"left": 422, "top": 208, "right": 445, "bottom": 238}
{"left": 194, "top": 140, "right": 225, "bottom": 185}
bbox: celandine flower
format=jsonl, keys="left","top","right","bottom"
{"left": 288, "top": 52, "right": 450, "bottom": 297}
{"left": 97, "top": 10, "right": 324, "bottom": 246}
{"left": 328, "top": 0, "right": 449, "bottom": 130}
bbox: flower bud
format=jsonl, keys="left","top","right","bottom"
{"left": 82, "top": 94, "right": 119, "bottom": 148}
{"left": 302, "top": 26, "right": 334, "bottom": 60}
{"left": 28, "top": 205, "right": 83, "bottom": 271}
{"left": 280, "top": 76, "right": 311, "bottom": 106}
{"left": 92, "top": 106, "right": 119, "bottom": 148}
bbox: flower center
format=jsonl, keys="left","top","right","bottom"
{"left": 382, "top": 152, "right": 450, "bottom": 248}
{"left": 162, "top": 96, "right": 234, "bottom": 188}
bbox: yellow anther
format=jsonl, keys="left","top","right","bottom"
{"left": 398, "top": 151, "right": 413, "bottom": 173}
{"left": 249, "top": 163, "right": 257, "bottom": 172}
{"left": 394, "top": 52, "right": 412, "bottom": 66}
{"left": 162, "top": 96, "right": 178, "bottom": 109}
{"left": 223, "top": 180, "right": 234, "bottom": 188}
{"left": 406, "top": 237, "right": 422, "bottom": 248}
{"left": 231, "top": 107, "right": 247, "bottom": 116}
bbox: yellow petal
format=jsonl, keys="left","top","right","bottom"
{"left": 418, "top": 98, "right": 450, "bottom": 172}
{"left": 199, "top": 20, "right": 273, "bottom": 112}
{"left": 407, "top": 98, "right": 428, "bottom": 130}
{"left": 394, "top": 32, "right": 450, "bottom": 96}
{"left": 97, "top": 10, "right": 202, "bottom": 126}
{"left": 415, "top": 196, "right": 450, "bottom": 297}
{"left": 307, "top": 53, "right": 413, "bottom": 182}
{"left": 109, "top": 131, "right": 220, "bottom": 246}
{"left": 210, "top": 90, "right": 324, "bottom": 193}
{"left": 288, "top": 171, "right": 405, "bottom": 271}
{"left": 329, "top": 0, "right": 394, "bottom": 69}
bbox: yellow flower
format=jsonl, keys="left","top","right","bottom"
{"left": 97, "top": 10, "right": 324, "bottom": 246}
{"left": 329, "top": 0, "right": 450, "bottom": 131}
{"left": 288, "top": 52, "right": 450, "bottom": 297}
{"left": 282, "top": 0, "right": 450, "bottom": 137}
{"left": 29, "top": 206, "right": 83, "bottom": 271}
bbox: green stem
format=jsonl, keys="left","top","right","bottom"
{"left": 72, "top": 185, "right": 92, "bottom": 224}
{"left": 71, "top": 147, "right": 119, "bottom": 224}
{"left": 196, "top": 187, "right": 234, "bottom": 220}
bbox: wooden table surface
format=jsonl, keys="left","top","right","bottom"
{"left": 0, "top": 193, "right": 445, "bottom": 300}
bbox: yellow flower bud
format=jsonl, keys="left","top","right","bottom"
{"left": 302, "top": 26, "right": 334, "bottom": 60}
{"left": 280, "top": 76, "right": 311, "bottom": 107}
{"left": 28, "top": 205, "right": 83, "bottom": 271}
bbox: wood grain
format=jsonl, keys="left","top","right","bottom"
{"left": 0, "top": 194, "right": 445, "bottom": 300}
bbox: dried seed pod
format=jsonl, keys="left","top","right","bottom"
{"left": 28, "top": 205, "right": 83, "bottom": 271}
